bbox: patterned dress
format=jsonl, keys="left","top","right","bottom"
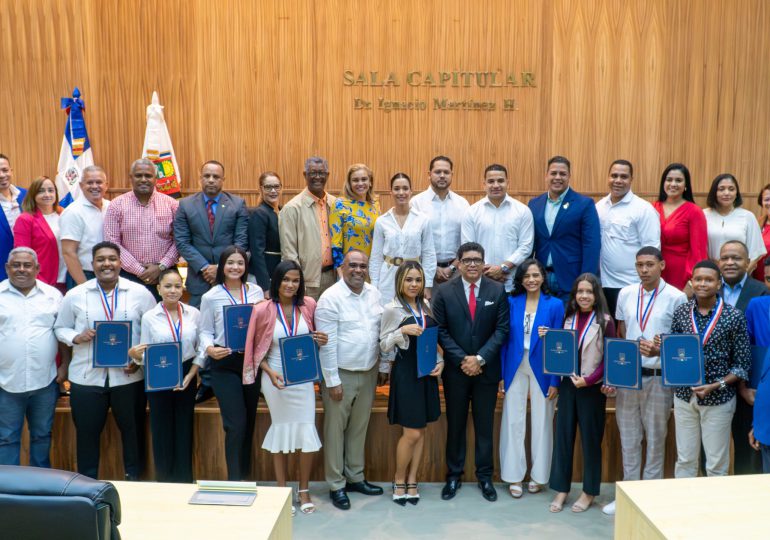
{"left": 329, "top": 198, "right": 379, "bottom": 267}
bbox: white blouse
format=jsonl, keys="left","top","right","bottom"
{"left": 199, "top": 282, "right": 265, "bottom": 351}
{"left": 139, "top": 302, "right": 205, "bottom": 366}
{"left": 704, "top": 207, "right": 766, "bottom": 261}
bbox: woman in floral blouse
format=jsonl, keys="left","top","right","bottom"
{"left": 330, "top": 164, "right": 380, "bottom": 270}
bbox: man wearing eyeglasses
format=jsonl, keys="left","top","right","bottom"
{"left": 432, "top": 242, "right": 509, "bottom": 502}
{"left": 279, "top": 156, "right": 337, "bottom": 300}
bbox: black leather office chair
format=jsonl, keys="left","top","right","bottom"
{"left": 0, "top": 465, "right": 121, "bottom": 540}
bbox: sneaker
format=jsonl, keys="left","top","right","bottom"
{"left": 602, "top": 500, "right": 616, "bottom": 515}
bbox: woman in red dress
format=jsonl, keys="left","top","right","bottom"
{"left": 752, "top": 183, "right": 770, "bottom": 282}
{"left": 652, "top": 163, "right": 707, "bottom": 293}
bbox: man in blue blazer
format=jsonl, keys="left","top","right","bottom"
{"left": 528, "top": 156, "right": 600, "bottom": 301}
{"left": 0, "top": 154, "right": 27, "bottom": 280}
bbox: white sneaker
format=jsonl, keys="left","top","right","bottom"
{"left": 602, "top": 500, "right": 616, "bottom": 515}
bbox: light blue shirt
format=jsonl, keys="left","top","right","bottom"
{"left": 722, "top": 274, "right": 748, "bottom": 307}
{"left": 544, "top": 187, "right": 569, "bottom": 266}
{"left": 203, "top": 193, "right": 222, "bottom": 216}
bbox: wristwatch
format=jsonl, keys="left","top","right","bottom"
{"left": 500, "top": 263, "right": 512, "bottom": 275}
{"left": 476, "top": 354, "right": 486, "bottom": 367}
{"left": 718, "top": 378, "right": 727, "bottom": 390}
{"left": 158, "top": 263, "right": 168, "bottom": 271}
{"left": 449, "top": 264, "right": 457, "bottom": 274}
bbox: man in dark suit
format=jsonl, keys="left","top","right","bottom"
{"left": 432, "top": 241, "right": 509, "bottom": 502}
{"left": 718, "top": 239, "right": 768, "bottom": 474}
{"left": 528, "top": 156, "right": 601, "bottom": 301}
{"left": 0, "top": 154, "right": 27, "bottom": 280}
{"left": 174, "top": 160, "right": 249, "bottom": 401}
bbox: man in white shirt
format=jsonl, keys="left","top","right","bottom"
{"left": 315, "top": 249, "right": 388, "bottom": 510}
{"left": 60, "top": 165, "right": 110, "bottom": 288}
{"left": 411, "top": 155, "right": 470, "bottom": 284}
{"left": 596, "top": 160, "right": 660, "bottom": 315}
{"left": 461, "top": 164, "right": 534, "bottom": 292}
{"left": 0, "top": 248, "right": 64, "bottom": 467}
{"left": 601, "top": 246, "right": 687, "bottom": 515}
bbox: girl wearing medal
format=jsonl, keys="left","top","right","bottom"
{"left": 546, "top": 273, "right": 615, "bottom": 513}
{"left": 199, "top": 246, "right": 265, "bottom": 481}
{"left": 128, "top": 268, "right": 205, "bottom": 483}
{"left": 244, "top": 260, "right": 327, "bottom": 516}
{"left": 379, "top": 261, "right": 442, "bottom": 506}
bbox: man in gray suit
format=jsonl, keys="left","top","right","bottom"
{"left": 174, "top": 160, "right": 249, "bottom": 402}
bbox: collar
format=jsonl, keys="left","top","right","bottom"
{"left": 339, "top": 278, "right": 371, "bottom": 298}
{"left": 81, "top": 196, "right": 108, "bottom": 210}
{"left": 130, "top": 190, "right": 156, "bottom": 206}
{"left": 305, "top": 189, "right": 327, "bottom": 206}
{"left": 605, "top": 190, "right": 635, "bottom": 207}
{"left": 639, "top": 278, "right": 667, "bottom": 294}
{"left": 385, "top": 206, "right": 418, "bottom": 219}
{"left": 691, "top": 296, "right": 721, "bottom": 315}
{"left": 482, "top": 194, "right": 512, "bottom": 208}
{"left": 0, "top": 184, "right": 21, "bottom": 202}
{"left": 428, "top": 187, "right": 455, "bottom": 202}
{"left": 462, "top": 277, "right": 481, "bottom": 290}
{"left": 547, "top": 187, "right": 570, "bottom": 205}
{"left": 86, "top": 277, "right": 130, "bottom": 292}
{"left": 203, "top": 193, "right": 222, "bottom": 205}
{"left": 151, "top": 301, "right": 189, "bottom": 316}
{"left": 0, "top": 279, "right": 42, "bottom": 297}
{"left": 723, "top": 274, "right": 748, "bottom": 291}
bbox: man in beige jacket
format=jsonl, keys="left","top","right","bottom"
{"left": 278, "top": 156, "right": 337, "bottom": 300}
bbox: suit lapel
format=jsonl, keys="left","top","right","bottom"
{"left": 452, "top": 278, "right": 473, "bottom": 324}
{"left": 550, "top": 189, "right": 573, "bottom": 236}
{"left": 530, "top": 296, "right": 548, "bottom": 350}
{"left": 37, "top": 211, "right": 56, "bottom": 244}
{"left": 212, "top": 193, "right": 228, "bottom": 238}
{"left": 512, "top": 294, "right": 526, "bottom": 345}
{"left": 194, "top": 193, "right": 212, "bottom": 237}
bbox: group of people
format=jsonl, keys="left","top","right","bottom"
{"left": 1, "top": 151, "right": 770, "bottom": 517}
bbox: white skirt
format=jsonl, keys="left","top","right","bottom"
{"left": 260, "top": 371, "right": 321, "bottom": 454}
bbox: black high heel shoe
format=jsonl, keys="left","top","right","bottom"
{"left": 406, "top": 483, "right": 420, "bottom": 506}
{"left": 392, "top": 482, "right": 407, "bottom": 506}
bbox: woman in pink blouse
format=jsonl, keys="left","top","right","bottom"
{"left": 653, "top": 163, "right": 707, "bottom": 293}
{"left": 752, "top": 183, "right": 770, "bottom": 282}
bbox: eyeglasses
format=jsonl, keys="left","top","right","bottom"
{"left": 307, "top": 172, "right": 328, "bottom": 178}
{"left": 262, "top": 185, "right": 281, "bottom": 192}
{"left": 460, "top": 257, "right": 484, "bottom": 266}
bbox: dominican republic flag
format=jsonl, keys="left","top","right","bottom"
{"left": 142, "top": 91, "right": 182, "bottom": 198}
{"left": 55, "top": 87, "right": 94, "bottom": 208}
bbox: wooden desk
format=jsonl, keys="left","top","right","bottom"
{"left": 615, "top": 475, "right": 770, "bottom": 539}
{"left": 111, "top": 481, "right": 292, "bottom": 540}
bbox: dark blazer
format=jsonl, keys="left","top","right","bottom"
{"left": 0, "top": 186, "right": 26, "bottom": 281}
{"left": 500, "top": 293, "right": 564, "bottom": 394}
{"left": 173, "top": 191, "right": 249, "bottom": 295}
{"left": 432, "top": 276, "right": 510, "bottom": 384}
{"left": 528, "top": 188, "right": 601, "bottom": 294}
{"left": 733, "top": 276, "right": 769, "bottom": 312}
{"left": 248, "top": 201, "right": 281, "bottom": 292}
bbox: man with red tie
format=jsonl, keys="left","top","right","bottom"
{"left": 432, "top": 242, "right": 509, "bottom": 502}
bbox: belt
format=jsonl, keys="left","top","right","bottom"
{"left": 384, "top": 255, "right": 419, "bottom": 267}
{"left": 436, "top": 260, "right": 454, "bottom": 268}
{"left": 322, "top": 265, "right": 334, "bottom": 273}
{"left": 641, "top": 368, "right": 662, "bottom": 377}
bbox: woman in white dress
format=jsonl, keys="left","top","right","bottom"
{"left": 703, "top": 173, "right": 766, "bottom": 268}
{"left": 243, "top": 260, "right": 327, "bottom": 515}
{"left": 369, "top": 173, "right": 437, "bottom": 304}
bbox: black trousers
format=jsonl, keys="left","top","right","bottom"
{"left": 442, "top": 368, "right": 498, "bottom": 481}
{"left": 70, "top": 380, "right": 146, "bottom": 480}
{"left": 732, "top": 394, "right": 763, "bottom": 475}
{"left": 209, "top": 353, "right": 260, "bottom": 481}
{"left": 147, "top": 361, "right": 197, "bottom": 483}
{"left": 550, "top": 379, "right": 606, "bottom": 496}
{"left": 602, "top": 287, "right": 621, "bottom": 322}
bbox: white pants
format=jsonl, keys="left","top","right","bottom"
{"left": 499, "top": 352, "right": 555, "bottom": 484}
{"left": 674, "top": 395, "right": 736, "bottom": 478}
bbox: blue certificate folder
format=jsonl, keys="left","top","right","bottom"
{"left": 660, "top": 334, "right": 704, "bottom": 387}
{"left": 750, "top": 346, "right": 770, "bottom": 390}
{"left": 144, "top": 342, "right": 183, "bottom": 392}
{"left": 223, "top": 304, "right": 253, "bottom": 352}
{"left": 93, "top": 321, "right": 132, "bottom": 368}
{"left": 416, "top": 326, "right": 439, "bottom": 378}
{"left": 279, "top": 334, "right": 321, "bottom": 386}
{"left": 604, "top": 338, "right": 641, "bottom": 390}
{"left": 543, "top": 329, "right": 578, "bottom": 376}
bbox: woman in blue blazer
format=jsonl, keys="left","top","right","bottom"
{"left": 499, "top": 258, "right": 564, "bottom": 498}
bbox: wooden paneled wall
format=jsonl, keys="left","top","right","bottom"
{"left": 1, "top": 0, "right": 769, "bottom": 211}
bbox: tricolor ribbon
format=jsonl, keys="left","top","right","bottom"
{"left": 221, "top": 283, "right": 248, "bottom": 305}
{"left": 691, "top": 297, "right": 723, "bottom": 346}
{"left": 636, "top": 283, "right": 663, "bottom": 333}
{"left": 162, "top": 303, "right": 183, "bottom": 342}
{"left": 406, "top": 302, "right": 426, "bottom": 329}
{"left": 276, "top": 301, "right": 299, "bottom": 337}
{"left": 571, "top": 311, "right": 596, "bottom": 349}
{"left": 97, "top": 283, "right": 118, "bottom": 321}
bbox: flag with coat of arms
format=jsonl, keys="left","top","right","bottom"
{"left": 55, "top": 87, "right": 94, "bottom": 208}
{"left": 142, "top": 91, "right": 182, "bottom": 197}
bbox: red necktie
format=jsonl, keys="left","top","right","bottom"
{"left": 469, "top": 282, "right": 477, "bottom": 322}
{"left": 206, "top": 199, "right": 215, "bottom": 234}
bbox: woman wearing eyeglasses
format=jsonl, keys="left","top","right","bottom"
{"left": 248, "top": 172, "right": 282, "bottom": 295}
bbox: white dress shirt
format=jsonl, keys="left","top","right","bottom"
{"left": 0, "top": 280, "right": 62, "bottom": 393}
{"left": 42, "top": 212, "right": 66, "bottom": 283}
{"left": 704, "top": 207, "right": 766, "bottom": 262}
{"left": 411, "top": 188, "right": 470, "bottom": 262}
{"left": 596, "top": 191, "right": 661, "bottom": 288}
{"left": 615, "top": 279, "right": 687, "bottom": 368}
{"left": 199, "top": 282, "right": 265, "bottom": 351}
{"left": 60, "top": 197, "right": 111, "bottom": 272}
{"left": 461, "top": 195, "right": 534, "bottom": 291}
{"left": 369, "top": 206, "right": 437, "bottom": 304}
{"left": 139, "top": 302, "right": 206, "bottom": 366}
{"left": 54, "top": 277, "right": 156, "bottom": 387}
{"left": 0, "top": 184, "right": 22, "bottom": 230}
{"left": 315, "top": 280, "right": 387, "bottom": 387}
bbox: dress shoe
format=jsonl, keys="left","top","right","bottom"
{"left": 195, "top": 384, "right": 215, "bottom": 404}
{"left": 478, "top": 480, "right": 497, "bottom": 502}
{"left": 329, "top": 488, "right": 351, "bottom": 510}
{"left": 346, "top": 480, "right": 383, "bottom": 496}
{"left": 441, "top": 479, "right": 462, "bottom": 500}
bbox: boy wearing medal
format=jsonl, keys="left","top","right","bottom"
{"left": 667, "top": 260, "right": 752, "bottom": 478}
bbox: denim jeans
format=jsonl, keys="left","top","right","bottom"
{"left": 0, "top": 380, "right": 59, "bottom": 467}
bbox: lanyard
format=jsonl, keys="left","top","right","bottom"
{"left": 406, "top": 302, "right": 426, "bottom": 329}
{"left": 162, "top": 303, "right": 183, "bottom": 342}
{"left": 636, "top": 283, "right": 663, "bottom": 333}
{"left": 276, "top": 302, "right": 299, "bottom": 337}
{"left": 571, "top": 311, "right": 596, "bottom": 349}
{"left": 221, "top": 283, "right": 247, "bottom": 305}
{"left": 97, "top": 283, "right": 118, "bottom": 321}
{"left": 691, "top": 297, "right": 723, "bottom": 346}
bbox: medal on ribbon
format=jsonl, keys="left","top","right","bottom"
{"left": 162, "top": 303, "right": 183, "bottom": 342}
{"left": 691, "top": 297, "right": 723, "bottom": 346}
{"left": 276, "top": 301, "right": 299, "bottom": 337}
{"left": 572, "top": 311, "right": 596, "bottom": 349}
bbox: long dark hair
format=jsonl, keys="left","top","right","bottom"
{"left": 511, "top": 258, "right": 551, "bottom": 296}
{"left": 706, "top": 173, "right": 743, "bottom": 209}
{"left": 564, "top": 273, "right": 610, "bottom": 333}
{"left": 269, "top": 260, "right": 306, "bottom": 306}
{"left": 393, "top": 261, "right": 432, "bottom": 316}
{"left": 657, "top": 163, "right": 694, "bottom": 203}
{"left": 215, "top": 245, "right": 249, "bottom": 285}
